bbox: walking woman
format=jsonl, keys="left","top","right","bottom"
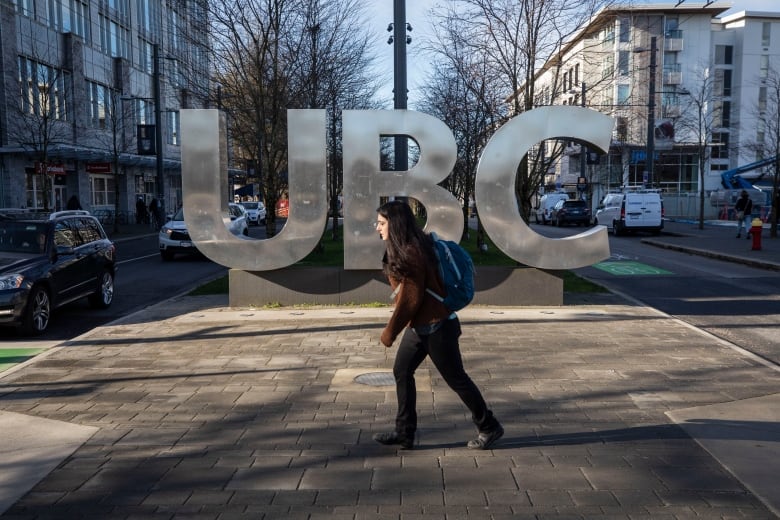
{"left": 372, "top": 200, "right": 503, "bottom": 450}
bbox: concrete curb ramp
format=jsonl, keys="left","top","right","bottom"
{"left": 0, "top": 411, "right": 97, "bottom": 515}
{"left": 667, "top": 394, "right": 780, "bottom": 518}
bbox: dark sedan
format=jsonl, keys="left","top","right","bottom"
{"left": 550, "top": 199, "right": 591, "bottom": 227}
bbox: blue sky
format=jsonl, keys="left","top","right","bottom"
{"left": 365, "top": 0, "right": 779, "bottom": 106}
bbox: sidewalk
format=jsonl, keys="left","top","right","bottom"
{"left": 1, "top": 297, "right": 778, "bottom": 518}
{"left": 0, "top": 219, "right": 778, "bottom": 518}
{"left": 644, "top": 219, "right": 780, "bottom": 272}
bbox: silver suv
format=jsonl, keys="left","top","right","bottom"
{"left": 159, "top": 203, "right": 249, "bottom": 261}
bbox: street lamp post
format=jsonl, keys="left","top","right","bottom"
{"left": 389, "top": 0, "right": 411, "bottom": 172}
{"left": 644, "top": 36, "right": 658, "bottom": 188}
{"left": 152, "top": 43, "right": 165, "bottom": 223}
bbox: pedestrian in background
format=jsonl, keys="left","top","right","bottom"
{"left": 66, "top": 195, "right": 82, "bottom": 210}
{"left": 734, "top": 190, "right": 753, "bottom": 239}
{"left": 136, "top": 197, "right": 148, "bottom": 224}
{"left": 372, "top": 200, "right": 503, "bottom": 451}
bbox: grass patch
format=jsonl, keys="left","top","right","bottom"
{"left": 189, "top": 275, "right": 228, "bottom": 295}
{"left": 187, "top": 226, "right": 607, "bottom": 297}
{"left": 549, "top": 270, "right": 609, "bottom": 293}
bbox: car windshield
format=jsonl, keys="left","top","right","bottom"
{"left": 566, "top": 201, "right": 587, "bottom": 207}
{"left": 0, "top": 222, "right": 48, "bottom": 254}
{"left": 242, "top": 203, "right": 258, "bottom": 210}
{"left": 173, "top": 208, "right": 184, "bottom": 220}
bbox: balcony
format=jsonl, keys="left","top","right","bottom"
{"left": 662, "top": 104, "right": 681, "bottom": 118}
{"left": 664, "top": 64, "right": 682, "bottom": 85}
{"left": 664, "top": 30, "right": 684, "bottom": 52}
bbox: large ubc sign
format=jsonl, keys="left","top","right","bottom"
{"left": 180, "top": 107, "right": 613, "bottom": 271}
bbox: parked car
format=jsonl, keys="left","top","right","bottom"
{"left": 240, "top": 201, "right": 267, "bottom": 226}
{"left": 594, "top": 190, "right": 664, "bottom": 236}
{"left": 534, "top": 192, "right": 570, "bottom": 224}
{"left": 550, "top": 199, "right": 591, "bottom": 227}
{"left": 0, "top": 209, "right": 116, "bottom": 335}
{"left": 159, "top": 204, "right": 249, "bottom": 261}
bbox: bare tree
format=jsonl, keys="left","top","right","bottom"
{"left": 208, "top": 0, "right": 380, "bottom": 238}
{"left": 743, "top": 64, "right": 780, "bottom": 238}
{"left": 10, "top": 51, "right": 72, "bottom": 211}
{"left": 425, "top": 0, "right": 613, "bottom": 222}
{"left": 676, "top": 68, "right": 717, "bottom": 230}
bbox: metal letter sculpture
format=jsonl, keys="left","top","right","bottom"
{"left": 342, "top": 110, "right": 462, "bottom": 269}
{"left": 180, "top": 109, "right": 328, "bottom": 270}
{"left": 180, "top": 106, "right": 613, "bottom": 271}
{"left": 476, "top": 106, "right": 613, "bottom": 269}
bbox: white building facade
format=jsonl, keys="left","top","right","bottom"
{"left": 0, "top": 0, "right": 211, "bottom": 220}
{"left": 525, "top": 3, "right": 780, "bottom": 219}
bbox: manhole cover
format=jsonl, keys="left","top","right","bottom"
{"left": 354, "top": 372, "right": 395, "bottom": 386}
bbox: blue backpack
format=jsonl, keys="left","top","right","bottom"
{"left": 426, "top": 232, "right": 475, "bottom": 312}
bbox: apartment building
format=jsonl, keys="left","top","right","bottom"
{"left": 0, "top": 0, "right": 210, "bottom": 219}
{"left": 523, "top": 2, "right": 780, "bottom": 218}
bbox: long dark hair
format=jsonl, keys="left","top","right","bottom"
{"left": 377, "top": 200, "right": 434, "bottom": 280}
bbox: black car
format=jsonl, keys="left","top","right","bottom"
{"left": 550, "top": 199, "right": 591, "bottom": 227}
{"left": 0, "top": 209, "right": 117, "bottom": 335}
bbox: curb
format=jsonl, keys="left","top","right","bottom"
{"left": 641, "top": 238, "right": 780, "bottom": 272}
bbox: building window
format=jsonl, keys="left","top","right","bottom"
{"left": 756, "top": 119, "right": 766, "bottom": 146}
{"left": 615, "top": 117, "right": 628, "bottom": 142}
{"left": 714, "top": 100, "right": 731, "bottom": 127}
{"left": 760, "top": 54, "right": 769, "bottom": 80}
{"left": 167, "top": 6, "right": 184, "bottom": 54}
{"left": 759, "top": 86, "right": 767, "bottom": 113}
{"left": 762, "top": 22, "right": 771, "bottom": 47}
{"left": 136, "top": 0, "right": 159, "bottom": 34}
{"left": 138, "top": 38, "right": 153, "bottom": 74}
{"left": 18, "top": 56, "right": 69, "bottom": 121}
{"left": 99, "top": 13, "right": 130, "bottom": 58}
{"left": 107, "top": 0, "right": 129, "bottom": 18}
{"left": 62, "top": 0, "right": 90, "bottom": 40}
{"left": 90, "top": 174, "right": 116, "bottom": 208}
{"left": 617, "top": 84, "right": 630, "bottom": 105}
{"left": 87, "top": 81, "right": 113, "bottom": 129}
{"left": 619, "top": 17, "right": 631, "bottom": 42}
{"left": 711, "top": 132, "right": 729, "bottom": 159}
{"left": 14, "top": 0, "right": 33, "bottom": 16}
{"left": 714, "top": 69, "right": 732, "bottom": 97}
{"left": 618, "top": 51, "right": 629, "bottom": 76}
{"left": 167, "top": 111, "right": 179, "bottom": 145}
{"left": 715, "top": 45, "right": 733, "bottom": 65}
{"left": 602, "top": 54, "right": 614, "bottom": 79}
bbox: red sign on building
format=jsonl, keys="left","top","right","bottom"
{"left": 86, "top": 162, "right": 112, "bottom": 174}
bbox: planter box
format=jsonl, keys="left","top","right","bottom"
{"left": 229, "top": 266, "right": 562, "bottom": 307}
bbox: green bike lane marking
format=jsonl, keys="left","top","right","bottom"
{"left": 594, "top": 261, "right": 673, "bottom": 276}
{"left": 0, "top": 348, "right": 46, "bottom": 373}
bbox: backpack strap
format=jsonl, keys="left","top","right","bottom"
{"left": 426, "top": 232, "right": 446, "bottom": 302}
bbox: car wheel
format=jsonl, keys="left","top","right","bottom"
{"left": 613, "top": 221, "right": 622, "bottom": 236}
{"left": 89, "top": 270, "right": 114, "bottom": 309}
{"left": 21, "top": 285, "right": 50, "bottom": 336}
{"left": 161, "top": 250, "right": 175, "bottom": 261}
{"left": 242, "top": 227, "right": 249, "bottom": 236}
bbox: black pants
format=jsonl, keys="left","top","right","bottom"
{"left": 392, "top": 317, "right": 499, "bottom": 439}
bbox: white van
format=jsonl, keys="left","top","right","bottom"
{"left": 594, "top": 190, "right": 664, "bottom": 235}
{"left": 534, "top": 192, "right": 570, "bottom": 225}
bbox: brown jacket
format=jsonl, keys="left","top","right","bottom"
{"left": 380, "top": 244, "right": 451, "bottom": 347}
